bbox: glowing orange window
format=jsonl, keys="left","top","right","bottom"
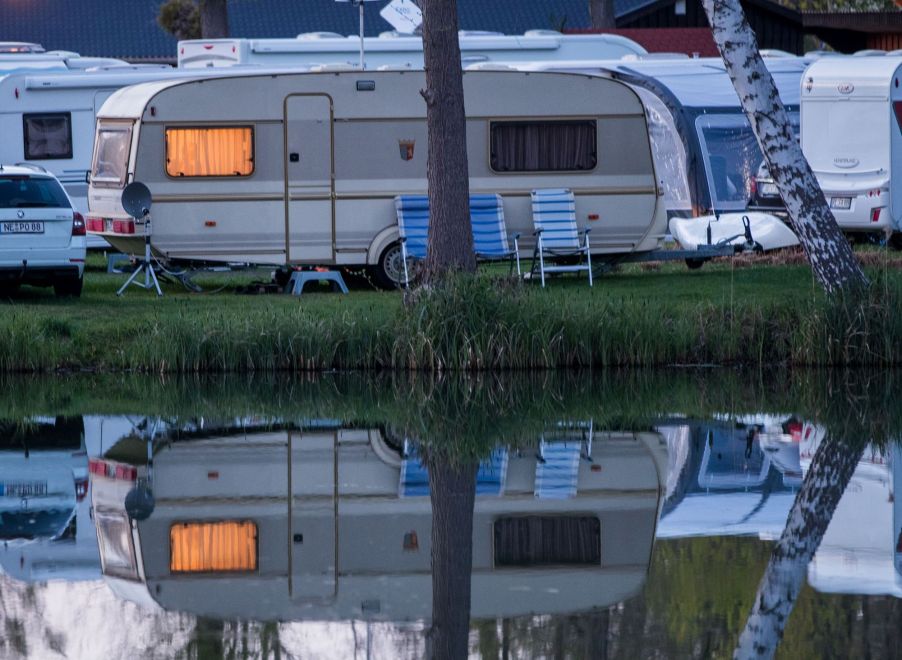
{"left": 170, "top": 520, "right": 258, "bottom": 573}
{"left": 165, "top": 126, "right": 254, "bottom": 177}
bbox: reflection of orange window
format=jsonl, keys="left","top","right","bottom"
{"left": 170, "top": 521, "right": 258, "bottom": 573}
{"left": 165, "top": 126, "right": 254, "bottom": 177}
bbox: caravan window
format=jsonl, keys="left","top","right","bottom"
{"left": 23, "top": 112, "right": 72, "bottom": 160}
{"left": 165, "top": 126, "right": 254, "bottom": 177}
{"left": 91, "top": 123, "right": 132, "bottom": 187}
{"left": 490, "top": 120, "right": 597, "bottom": 172}
{"left": 494, "top": 516, "right": 601, "bottom": 567}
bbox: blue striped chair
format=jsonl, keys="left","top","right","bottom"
{"left": 530, "top": 188, "right": 593, "bottom": 287}
{"left": 394, "top": 194, "right": 430, "bottom": 285}
{"left": 469, "top": 193, "right": 521, "bottom": 276}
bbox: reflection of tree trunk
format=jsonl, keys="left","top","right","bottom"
{"left": 734, "top": 435, "right": 866, "bottom": 659}
{"left": 427, "top": 457, "right": 478, "bottom": 660}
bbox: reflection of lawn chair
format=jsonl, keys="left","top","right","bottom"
{"left": 394, "top": 194, "right": 430, "bottom": 286}
{"left": 469, "top": 194, "right": 521, "bottom": 276}
{"left": 534, "top": 420, "right": 594, "bottom": 500}
{"left": 399, "top": 440, "right": 509, "bottom": 497}
{"left": 529, "top": 188, "right": 592, "bottom": 287}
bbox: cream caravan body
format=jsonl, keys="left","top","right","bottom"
{"left": 87, "top": 69, "right": 665, "bottom": 281}
{"left": 90, "top": 424, "right": 664, "bottom": 621}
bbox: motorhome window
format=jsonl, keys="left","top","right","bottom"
{"left": 165, "top": 126, "right": 254, "bottom": 177}
{"left": 695, "top": 114, "right": 799, "bottom": 211}
{"left": 95, "top": 510, "right": 138, "bottom": 580}
{"left": 91, "top": 125, "right": 132, "bottom": 187}
{"left": 23, "top": 112, "right": 72, "bottom": 160}
{"left": 170, "top": 520, "right": 257, "bottom": 573}
{"left": 490, "top": 120, "right": 597, "bottom": 172}
{"left": 494, "top": 516, "right": 601, "bottom": 567}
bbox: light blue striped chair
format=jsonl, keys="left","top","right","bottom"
{"left": 469, "top": 193, "right": 521, "bottom": 276}
{"left": 530, "top": 188, "right": 593, "bottom": 287}
{"left": 394, "top": 194, "right": 430, "bottom": 286}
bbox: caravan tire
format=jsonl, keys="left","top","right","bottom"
{"left": 374, "top": 242, "right": 408, "bottom": 289}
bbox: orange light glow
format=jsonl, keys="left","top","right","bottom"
{"left": 170, "top": 520, "right": 257, "bottom": 573}
{"left": 165, "top": 126, "right": 254, "bottom": 177}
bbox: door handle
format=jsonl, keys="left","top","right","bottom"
{"left": 289, "top": 153, "right": 300, "bottom": 163}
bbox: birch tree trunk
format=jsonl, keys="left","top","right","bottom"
{"left": 420, "top": 0, "right": 477, "bottom": 280}
{"left": 199, "top": 0, "right": 229, "bottom": 39}
{"left": 426, "top": 457, "right": 478, "bottom": 660}
{"left": 589, "top": 0, "right": 617, "bottom": 29}
{"left": 701, "top": 0, "right": 868, "bottom": 294}
{"left": 733, "top": 435, "right": 866, "bottom": 659}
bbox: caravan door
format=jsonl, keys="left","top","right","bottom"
{"left": 284, "top": 94, "right": 335, "bottom": 263}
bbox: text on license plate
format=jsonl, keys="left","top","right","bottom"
{"left": 0, "top": 481, "right": 48, "bottom": 496}
{"left": 0, "top": 221, "right": 44, "bottom": 234}
{"left": 830, "top": 197, "right": 852, "bottom": 210}
{"left": 761, "top": 183, "right": 779, "bottom": 197}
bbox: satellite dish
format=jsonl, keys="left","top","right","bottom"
{"left": 121, "top": 181, "right": 152, "bottom": 219}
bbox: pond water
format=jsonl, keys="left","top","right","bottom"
{"left": 0, "top": 370, "right": 900, "bottom": 659}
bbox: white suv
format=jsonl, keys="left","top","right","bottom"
{"left": 0, "top": 164, "right": 86, "bottom": 297}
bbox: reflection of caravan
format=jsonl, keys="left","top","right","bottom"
{"left": 87, "top": 70, "right": 666, "bottom": 285}
{"left": 0, "top": 417, "right": 87, "bottom": 545}
{"left": 90, "top": 423, "right": 663, "bottom": 621}
{"left": 800, "top": 57, "right": 902, "bottom": 238}
{"left": 177, "top": 32, "right": 647, "bottom": 69}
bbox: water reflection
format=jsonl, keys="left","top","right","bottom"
{"left": 0, "top": 371, "right": 900, "bottom": 658}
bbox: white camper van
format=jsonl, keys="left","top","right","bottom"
{"left": 177, "top": 31, "right": 647, "bottom": 69}
{"left": 801, "top": 57, "right": 902, "bottom": 239}
{"left": 86, "top": 69, "right": 666, "bottom": 285}
{"left": 90, "top": 422, "right": 663, "bottom": 621}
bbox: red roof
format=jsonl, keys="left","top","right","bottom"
{"left": 565, "top": 28, "right": 720, "bottom": 57}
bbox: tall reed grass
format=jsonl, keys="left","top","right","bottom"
{"left": 1, "top": 274, "right": 901, "bottom": 372}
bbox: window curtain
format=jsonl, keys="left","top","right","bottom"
{"left": 170, "top": 520, "right": 257, "bottom": 573}
{"left": 166, "top": 127, "right": 253, "bottom": 177}
{"left": 494, "top": 516, "right": 600, "bottom": 567}
{"left": 491, "top": 121, "right": 596, "bottom": 172}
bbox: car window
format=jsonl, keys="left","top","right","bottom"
{"left": 0, "top": 176, "right": 71, "bottom": 209}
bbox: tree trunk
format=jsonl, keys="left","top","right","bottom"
{"left": 426, "top": 456, "right": 478, "bottom": 660}
{"left": 199, "top": 0, "right": 229, "bottom": 39}
{"left": 733, "top": 434, "right": 866, "bottom": 659}
{"left": 419, "top": 0, "right": 477, "bottom": 280}
{"left": 589, "top": 0, "right": 617, "bottom": 29}
{"left": 701, "top": 0, "right": 868, "bottom": 294}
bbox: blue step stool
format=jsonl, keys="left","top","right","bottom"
{"left": 286, "top": 270, "right": 349, "bottom": 296}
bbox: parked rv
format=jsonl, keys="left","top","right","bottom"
{"left": 90, "top": 420, "right": 663, "bottom": 620}
{"left": 87, "top": 69, "right": 667, "bottom": 286}
{"left": 800, "top": 56, "right": 902, "bottom": 242}
{"left": 177, "top": 31, "right": 647, "bottom": 69}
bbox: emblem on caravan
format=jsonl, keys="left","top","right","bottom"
{"left": 399, "top": 139, "right": 415, "bottom": 161}
{"left": 834, "top": 157, "right": 859, "bottom": 168}
{"left": 838, "top": 83, "right": 854, "bottom": 94}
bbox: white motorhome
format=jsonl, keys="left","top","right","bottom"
{"left": 89, "top": 422, "right": 664, "bottom": 621}
{"left": 177, "top": 31, "right": 647, "bottom": 69}
{"left": 801, "top": 57, "right": 902, "bottom": 239}
{"left": 87, "top": 69, "right": 666, "bottom": 286}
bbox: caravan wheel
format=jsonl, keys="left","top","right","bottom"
{"left": 374, "top": 242, "right": 409, "bottom": 289}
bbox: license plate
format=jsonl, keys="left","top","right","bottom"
{"left": 830, "top": 197, "right": 852, "bottom": 210}
{"left": 0, "top": 221, "right": 44, "bottom": 234}
{"left": 761, "top": 183, "right": 779, "bottom": 197}
{"left": 0, "top": 481, "right": 47, "bottom": 496}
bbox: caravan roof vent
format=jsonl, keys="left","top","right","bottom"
{"left": 524, "top": 30, "right": 562, "bottom": 37}
{"left": 296, "top": 32, "right": 345, "bottom": 40}
{"left": 309, "top": 63, "right": 359, "bottom": 72}
{"left": 853, "top": 49, "right": 887, "bottom": 57}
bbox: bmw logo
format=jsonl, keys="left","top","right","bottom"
{"left": 16, "top": 210, "right": 24, "bottom": 219}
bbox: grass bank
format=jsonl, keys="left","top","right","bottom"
{"left": 2, "top": 252, "right": 902, "bottom": 372}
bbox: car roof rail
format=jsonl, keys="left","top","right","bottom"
{"left": 13, "top": 162, "right": 49, "bottom": 174}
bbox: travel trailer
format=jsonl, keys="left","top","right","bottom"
{"left": 0, "top": 52, "right": 128, "bottom": 74}
{"left": 177, "top": 31, "right": 647, "bottom": 69}
{"left": 89, "top": 420, "right": 664, "bottom": 621}
{"left": 800, "top": 56, "right": 902, "bottom": 240}
{"left": 86, "top": 69, "right": 667, "bottom": 286}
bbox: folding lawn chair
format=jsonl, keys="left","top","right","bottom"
{"left": 529, "top": 188, "right": 593, "bottom": 287}
{"left": 468, "top": 193, "right": 521, "bottom": 276}
{"left": 394, "top": 194, "right": 430, "bottom": 286}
